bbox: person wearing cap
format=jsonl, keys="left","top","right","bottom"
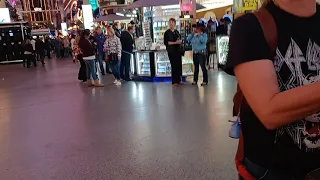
{"left": 187, "top": 23, "right": 208, "bottom": 86}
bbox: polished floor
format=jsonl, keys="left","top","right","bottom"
{"left": 0, "top": 58, "right": 238, "bottom": 180}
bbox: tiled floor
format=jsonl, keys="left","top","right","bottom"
{"left": 0, "top": 58, "right": 238, "bottom": 180}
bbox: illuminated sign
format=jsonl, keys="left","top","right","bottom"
{"left": 180, "top": 0, "right": 192, "bottom": 12}
{"left": 82, "top": 4, "right": 94, "bottom": 29}
{"left": 0, "top": 8, "right": 11, "bottom": 23}
{"left": 34, "top": 7, "right": 42, "bottom": 11}
{"left": 61, "top": 23, "right": 68, "bottom": 36}
{"left": 234, "top": 0, "right": 258, "bottom": 11}
{"left": 196, "top": 0, "right": 233, "bottom": 11}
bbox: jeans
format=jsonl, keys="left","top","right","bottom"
{"left": 96, "top": 52, "right": 106, "bottom": 74}
{"left": 84, "top": 59, "right": 98, "bottom": 80}
{"left": 168, "top": 51, "right": 182, "bottom": 84}
{"left": 46, "top": 48, "right": 51, "bottom": 58}
{"left": 242, "top": 158, "right": 297, "bottom": 180}
{"left": 25, "top": 54, "right": 37, "bottom": 68}
{"left": 120, "top": 52, "right": 131, "bottom": 80}
{"left": 55, "top": 48, "right": 60, "bottom": 58}
{"left": 111, "top": 60, "right": 121, "bottom": 80}
{"left": 193, "top": 53, "right": 208, "bottom": 83}
{"left": 39, "top": 52, "right": 45, "bottom": 64}
{"left": 64, "top": 47, "right": 70, "bottom": 57}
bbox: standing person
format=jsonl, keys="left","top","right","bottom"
{"left": 44, "top": 36, "right": 51, "bottom": 59}
{"left": 216, "top": 18, "right": 227, "bottom": 36}
{"left": 70, "top": 35, "right": 76, "bottom": 63}
{"left": 35, "top": 37, "right": 46, "bottom": 65}
{"left": 78, "top": 29, "right": 104, "bottom": 87}
{"left": 113, "top": 22, "right": 122, "bottom": 38}
{"left": 206, "top": 20, "right": 216, "bottom": 68}
{"left": 104, "top": 28, "right": 122, "bottom": 86}
{"left": 30, "top": 37, "right": 37, "bottom": 61}
{"left": 54, "top": 37, "right": 61, "bottom": 58}
{"left": 23, "top": 39, "right": 37, "bottom": 68}
{"left": 226, "top": 0, "right": 320, "bottom": 179}
{"left": 164, "top": 18, "right": 182, "bottom": 86}
{"left": 73, "top": 32, "right": 87, "bottom": 82}
{"left": 94, "top": 27, "right": 107, "bottom": 75}
{"left": 187, "top": 24, "right": 208, "bottom": 86}
{"left": 120, "top": 25, "right": 134, "bottom": 81}
{"left": 63, "top": 37, "right": 70, "bottom": 57}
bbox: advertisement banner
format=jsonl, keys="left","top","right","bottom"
{"left": 196, "top": 0, "right": 233, "bottom": 11}
{"left": 180, "top": 0, "right": 193, "bottom": 12}
{"left": 216, "top": 36, "right": 229, "bottom": 65}
{"left": 234, "top": 0, "right": 258, "bottom": 12}
{"left": 61, "top": 23, "right": 68, "bottom": 36}
{"left": 0, "top": 8, "right": 11, "bottom": 23}
{"left": 82, "top": 4, "right": 94, "bottom": 30}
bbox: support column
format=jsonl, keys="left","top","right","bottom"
{"left": 0, "top": 0, "right": 6, "bottom": 8}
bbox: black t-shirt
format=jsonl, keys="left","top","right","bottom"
{"left": 164, "top": 29, "right": 181, "bottom": 53}
{"left": 226, "top": 2, "right": 320, "bottom": 178}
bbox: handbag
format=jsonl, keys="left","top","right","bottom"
{"left": 229, "top": 114, "right": 241, "bottom": 139}
{"left": 108, "top": 53, "right": 118, "bottom": 66}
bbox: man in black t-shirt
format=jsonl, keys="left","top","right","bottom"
{"left": 164, "top": 18, "right": 182, "bottom": 85}
{"left": 226, "top": 0, "right": 320, "bottom": 179}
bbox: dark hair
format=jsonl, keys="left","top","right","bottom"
{"left": 113, "top": 22, "right": 119, "bottom": 28}
{"left": 169, "top": 18, "right": 176, "bottom": 23}
{"left": 82, "top": 29, "right": 90, "bottom": 38}
{"left": 128, "top": 26, "right": 134, "bottom": 31}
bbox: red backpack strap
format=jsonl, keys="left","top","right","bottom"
{"left": 235, "top": 7, "right": 278, "bottom": 180}
{"left": 253, "top": 7, "right": 278, "bottom": 56}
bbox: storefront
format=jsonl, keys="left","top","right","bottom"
{"left": 126, "top": 0, "right": 195, "bottom": 81}
{"left": 0, "top": 22, "right": 30, "bottom": 64}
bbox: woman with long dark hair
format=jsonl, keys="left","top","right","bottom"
{"left": 23, "top": 39, "right": 36, "bottom": 68}
{"left": 73, "top": 31, "right": 86, "bottom": 82}
{"left": 78, "top": 29, "right": 104, "bottom": 87}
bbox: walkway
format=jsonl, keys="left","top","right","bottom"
{"left": 0, "top": 58, "right": 238, "bottom": 180}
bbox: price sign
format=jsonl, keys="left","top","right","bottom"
{"left": 234, "top": 0, "right": 258, "bottom": 11}
{"left": 216, "top": 36, "right": 229, "bottom": 65}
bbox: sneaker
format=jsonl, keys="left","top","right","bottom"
{"left": 116, "top": 80, "right": 122, "bottom": 86}
{"left": 113, "top": 80, "right": 118, "bottom": 84}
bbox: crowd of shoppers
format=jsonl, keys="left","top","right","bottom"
{"left": 22, "top": 36, "right": 53, "bottom": 68}
{"left": 71, "top": 24, "right": 135, "bottom": 87}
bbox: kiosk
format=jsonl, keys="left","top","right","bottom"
{"left": 0, "top": 22, "right": 31, "bottom": 64}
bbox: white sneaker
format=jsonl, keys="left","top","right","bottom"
{"left": 115, "top": 80, "right": 122, "bottom": 86}
{"left": 113, "top": 80, "right": 118, "bottom": 84}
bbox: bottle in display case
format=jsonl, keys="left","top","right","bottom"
{"left": 136, "top": 52, "right": 151, "bottom": 76}
{"left": 155, "top": 51, "right": 171, "bottom": 77}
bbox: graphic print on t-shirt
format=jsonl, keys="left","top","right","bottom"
{"left": 274, "top": 38, "right": 320, "bottom": 151}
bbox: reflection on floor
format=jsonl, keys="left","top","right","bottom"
{"left": 0, "top": 58, "right": 238, "bottom": 180}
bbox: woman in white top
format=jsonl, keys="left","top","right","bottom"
{"left": 104, "top": 28, "right": 122, "bottom": 86}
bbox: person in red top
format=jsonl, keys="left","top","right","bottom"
{"left": 78, "top": 29, "right": 104, "bottom": 87}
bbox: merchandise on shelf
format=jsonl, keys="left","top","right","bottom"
{"left": 137, "top": 52, "right": 151, "bottom": 76}
{"left": 155, "top": 51, "right": 171, "bottom": 76}
{"left": 152, "top": 5, "right": 180, "bottom": 47}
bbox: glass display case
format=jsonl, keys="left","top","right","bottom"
{"left": 136, "top": 52, "right": 151, "bottom": 76}
{"left": 182, "top": 51, "right": 193, "bottom": 76}
{"left": 155, "top": 51, "right": 171, "bottom": 77}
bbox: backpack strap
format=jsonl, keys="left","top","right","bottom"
{"left": 253, "top": 7, "right": 278, "bottom": 56}
{"left": 234, "top": 8, "right": 278, "bottom": 180}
